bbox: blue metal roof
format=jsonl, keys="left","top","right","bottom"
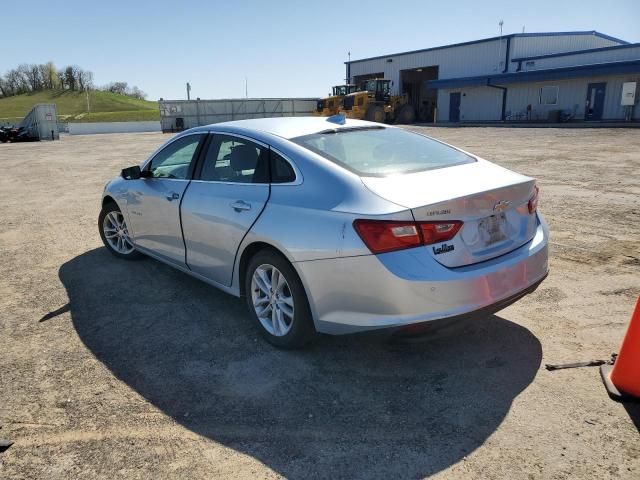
{"left": 511, "top": 43, "right": 640, "bottom": 62}
{"left": 427, "top": 60, "right": 640, "bottom": 89}
{"left": 346, "top": 31, "right": 628, "bottom": 65}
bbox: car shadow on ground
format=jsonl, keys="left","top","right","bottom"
{"left": 59, "top": 248, "right": 543, "bottom": 479}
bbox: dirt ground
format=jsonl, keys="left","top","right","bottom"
{"left": 0, "top": 127, "right": 638, "bottom": 479}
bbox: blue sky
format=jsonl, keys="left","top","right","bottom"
{"left": 2, "top": 0, "right": 638, "bottom": 100}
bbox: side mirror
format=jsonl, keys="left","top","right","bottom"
{"left": 121, "top": 165, "right": 142, "bottom": 180}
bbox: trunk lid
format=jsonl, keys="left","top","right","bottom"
{"left": 361, "top": 159, "right": 538, "bottom": 267}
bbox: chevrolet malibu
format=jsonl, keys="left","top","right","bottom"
{"left": 99, "top": 116, "right": 548, "bottom": 348}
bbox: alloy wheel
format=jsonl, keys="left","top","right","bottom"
{"left": 102, "top": 211, "right": 135, "bottom": 255}
{"left": 251, "top": 264, "right": 295, "bottom": 336}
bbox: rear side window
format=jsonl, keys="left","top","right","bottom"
{"left": 270, "top": 150, "right": 296, "bottom": 183}
{"left": 199, "top": 134, "right": 269, "bottom": 183}
{"left": 292, "top": 127, "right": 474, "bottom": 177}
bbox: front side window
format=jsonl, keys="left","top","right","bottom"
{"left": 199, "top": 135, "right": 269, "bottom": 183}
{"left": 292, "top": 127, "right": 474, "bottom": 177}
{"left": 149, "top": 134, "right": 204, "bottom": 179}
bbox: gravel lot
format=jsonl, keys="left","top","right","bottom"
{"left": 0, "top": 127, "right": 638, "bottom": 479}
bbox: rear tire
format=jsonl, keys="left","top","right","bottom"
{"left": 365, "top": 105, "right": 385, "bottom": 123}
{"left": 98, "top": 202, "right": 143, "bottom": 260}
{"left": 245, "top": 249, "right": 315, "bottom": 349}
{"left": 395, "top": 104, "right": 416, "bottom": 124}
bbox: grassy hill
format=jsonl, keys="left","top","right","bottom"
{"left": 0, "top": 90, "right": 159, "bottom": 123}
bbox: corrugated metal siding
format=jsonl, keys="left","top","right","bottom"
{"left": 437, "top": 90, "right": 450, "bottom": 122}
{"left": 458, "top": 87, "right": 503, "bottom": 121}
{"left": 508, "top": 34, "right": 621, "bottom": 70}
{"left": 349, "top": 38, "right": 507, "bottom": 95}
{"left": 436, "top": 88, "right": 503, "bottom": 121}
{"left": 438, "top": 74, "right": 639, "bottom": 122}
{"left": 349, "top": 33, "right": 637, "bottom": 122}
{"left": 348, "top": 58, "right": 389, "bottom": 82}
{"left": 505, "top": 74, "right": 640, "bottom": 120}
{"left": 519, "top": 46, "right": 640, "bottom": 71}
{"left": 159, "top": 98, "right": 318, "bottom": 131}
{"left": 350, "top": 34, "right": 626, "bottom": 93}
{"left": 19, "top": 103, "right": 59, "bottom": 140}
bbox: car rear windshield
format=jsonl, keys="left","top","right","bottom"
{"left": 292, "top": 127, "right": 475, "bottom": 177}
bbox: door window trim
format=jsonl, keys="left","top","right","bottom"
{"left": 192, "top": 132, "right": 269, "bottom": 186}
{"left": 141, "top": 131, "right": 207, "bottom": 181}
{"left": 191, "top": 131, "right": 302, "bottom": 186}
{"left": 269, "top": 146, "right": 303, "bottom": 186}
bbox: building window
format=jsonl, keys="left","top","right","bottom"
{"left": 540, "top": 86, "right": 559, "bottom": 105}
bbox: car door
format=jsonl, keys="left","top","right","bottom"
{"left": 126, "top": 133, "right": 205, "bottom": 266}
{"left": 180, "top": 133, "right": 271, "bottom": 286}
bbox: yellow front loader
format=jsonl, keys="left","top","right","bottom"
{"left": 340, "top": 79, "right": 415, "bottom": 124}
{"left": 314, "top": 84, "right": 357, "bottom": 116}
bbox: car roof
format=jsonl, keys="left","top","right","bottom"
{"left": 191, "top": 116, "right": 383, "bottom": 140}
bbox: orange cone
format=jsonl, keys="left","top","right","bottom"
{"left": 600, "top": 297, "right": 640, "bottom": 401}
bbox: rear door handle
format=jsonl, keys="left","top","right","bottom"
{"left": 230, "top": 200, "right": 251, "bottom": 212}
{"left": 166, "top": 192, "right": 180, "bottom": 201}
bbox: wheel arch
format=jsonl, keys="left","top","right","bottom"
{"left": 102, "top": 195, "right": 117, "bottom": 207}
{"left": 100, "top": 194, "right": 136, "bottom": 243}
{"left": 237, "top": 241, "right": 289, "bottom": 297}
{"left": 236, "top": 239, "right": 319, "bottom": 332}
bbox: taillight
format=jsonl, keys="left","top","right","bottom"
{"left": 353, "top": 220, "right": 422, "bottom": 254}
{"left": 419, "top": 221, "right": 463, "bottom": 245}
{"left": 353, "top": 219, "right": 463, "bottom": 254}
{"left": 528, "top": 185, "right": 539, "bottom": 214}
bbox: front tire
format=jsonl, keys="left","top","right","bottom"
{"left": 98, "top": 202, "right": 142, "bottom": 260}
{"left": 365, "top": 105, "right": 385, "bottom": 123}
{"left": 245, "top": 249, "right": 315, "bottom": 348}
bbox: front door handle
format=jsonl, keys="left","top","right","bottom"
{"left": 166, "top": 192, "right": 180, "bottom": 201}
{"left": 230, "top": 200, "right": 251, "bottom": 212}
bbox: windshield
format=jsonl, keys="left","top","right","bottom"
{"left": 333, "top": 85, "right": 353, "bottom": 96}
{"left": 364, "top": 80, "right": 390, "bottom": 96}
{"left": 292, "top": 127, "right": 475, "bottom": 177}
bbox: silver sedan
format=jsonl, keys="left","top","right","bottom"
{"left": 100, "top": 116, "right": 548, "bottom": 348}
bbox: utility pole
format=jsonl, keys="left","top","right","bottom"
{"left": 245, "top": 77, "right": 248, "bottom": 99}
{"left": 186, "top": 82, "right": 191, "bottom": 100}
{"left": 86, "top": 87, "right": 90, "bottom": 113}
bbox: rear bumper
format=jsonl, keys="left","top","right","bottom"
{"left": 295, "top": 214, "right": 549, "bottom": 334}
{"left": 389, "top": 272, "right": 547, "bottom": 336}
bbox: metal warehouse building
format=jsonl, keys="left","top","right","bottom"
{"left": 346, "top": 31, "right": 639, "bottom": 123}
